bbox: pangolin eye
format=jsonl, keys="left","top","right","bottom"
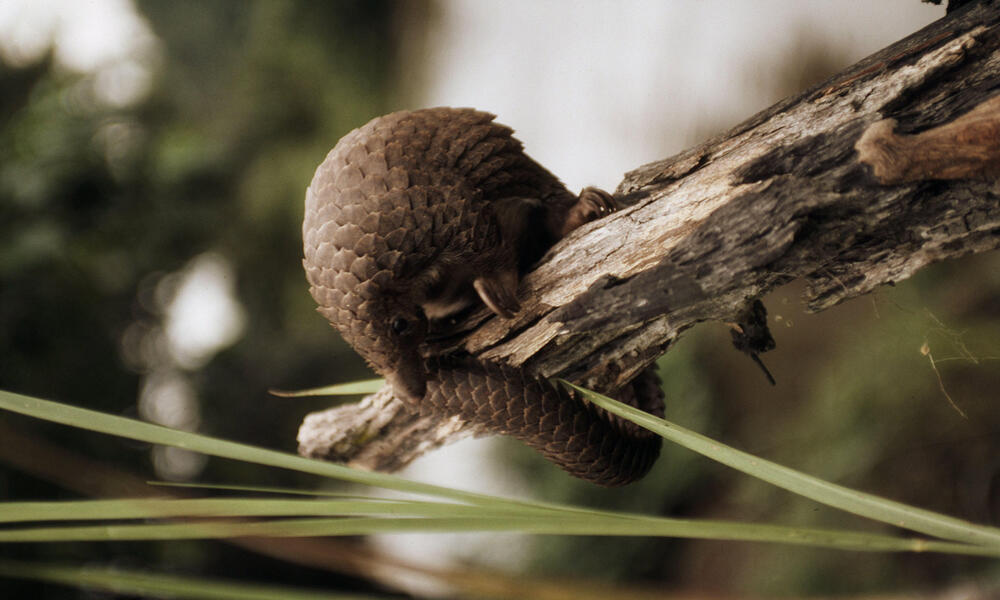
{"left": 390, "top": 317, "right": 410, "bottom": 335}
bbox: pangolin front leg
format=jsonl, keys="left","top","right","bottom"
{"left": 302, "top": 107, "right": 662, "bottom": 486}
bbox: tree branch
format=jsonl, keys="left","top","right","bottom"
{"left": 298, "top": 3, "right": 1000, "bottom": 471}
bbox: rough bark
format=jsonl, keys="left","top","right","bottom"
{"left": 298, "top": 2, "right": 1000, "bottom": 471}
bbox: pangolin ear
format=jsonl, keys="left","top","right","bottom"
{"left": 473, "top": 269, "right": 520, "bottom": 319}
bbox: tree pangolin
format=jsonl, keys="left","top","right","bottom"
{"left": 303, "top": 107, "right": 662, "bottom": 486}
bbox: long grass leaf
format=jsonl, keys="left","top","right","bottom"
{"left": 269, "top": 379, "right": 384, "bottom": 397}
{"left": 11, "top": 496, "right": 986, "bottom": 557}
{"left": 562, "top": 381, "right": 1000, "bottom": 548}
{"left": 0, "top": 497, "right": 550, "bottom": 523}
{"left": 0, "top": 390, "right": 528, "bottom": 509}
{"left": 146, "top": 480, "right": 441, "bottom": 500}
{"left": 1, "top": 516, "right": 997, "bottom": 557}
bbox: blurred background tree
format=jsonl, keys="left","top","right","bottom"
{"left": 1, "top": 1, "right": 407, "bottom": 596}
{"left": 1, "top": 0, "right": 998, "bottom": 598}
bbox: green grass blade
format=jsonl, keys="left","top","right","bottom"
{"left": 0, "top": 389, "right": 527, "bottom": 509}
{"left": 8, "top": 496, "right": 996, "bottom": 557}
{"left": 1, "top": 516, "right": 997, "bottom": 557}
{"left": 0, "top": 389, "right": 663, "bottom": 520}
{"left": 269, "top": 379, "right": 384, "bottom": 397}
{"left": 0, "top": 497, "right": 553, "bottom": 523}
{"left": 7, "top": 496, "right": 976, "bottom": 556}
{"left": 146, "top": 480, "right": 421, "bottom": 499}
{"left": 561, "top": 380, "right": 1000, "bottom": 548}
{"left": 0, "top": 560, "right": 381, "bottom": 600}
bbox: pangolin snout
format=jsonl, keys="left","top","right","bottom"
{"left": 385, "top": 354, "right": 426, "bottom": 401}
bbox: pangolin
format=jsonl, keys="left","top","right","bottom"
{"left": 302, "top": 107, "right": 662, "bottom": 486}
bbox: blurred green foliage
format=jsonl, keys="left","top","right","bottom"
{"left": 1, "top": 1, "right": 407, "bottom": 597}
{"left": 0, "top": 1, "right": 998, "bottom": 598}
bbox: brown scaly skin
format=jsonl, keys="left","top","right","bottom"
{"left": 303, "top": 107, "right": 662, "bottom": 486}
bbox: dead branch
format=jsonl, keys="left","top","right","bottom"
{"left": 299, "top": 3, "right": 1000, "bottom": 471}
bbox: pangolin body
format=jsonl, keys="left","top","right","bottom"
{"left": 303, "top": 107, "right": 662, "bottom": 486}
